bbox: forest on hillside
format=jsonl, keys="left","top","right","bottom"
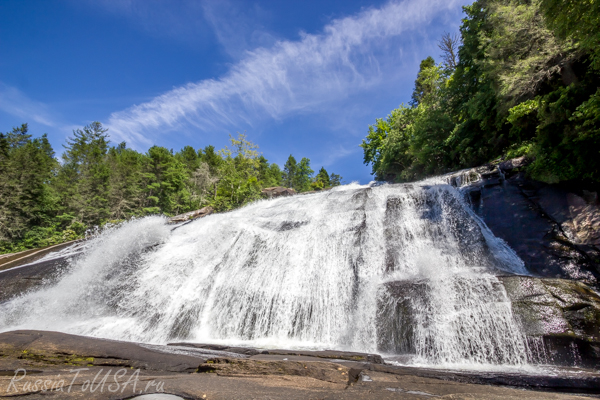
{"left": 362, "top": 0, "right": 600, "bottom": 185}
{"left": 0, "top": 124, "right": 341, "bottom": 254}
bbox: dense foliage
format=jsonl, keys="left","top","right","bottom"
{"left": 361, "top": 0, "right": 600, "bottom": 185}
{"left": 0, "top": 125, "right": 342, "bottom": 253}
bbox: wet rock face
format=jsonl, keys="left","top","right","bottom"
{"left": 380, "top": 276, "right": 600, "bottom": 368}
{"left": 499, "top": 275, "right": 600, "bottom": 368}
{"left": 475, "top": 178, "right": 597, "bottom": 283}
{"left": 446, "top": 158, "right": 600, "bottom": 366}
{"left": 449, "top": 159, "right": 600, "bottom": 286}
{"left": 0, "top": 257, "right": 69, "bottom": 304}
{"left": 376, "top": 280, "right": 423, "bottom": 354}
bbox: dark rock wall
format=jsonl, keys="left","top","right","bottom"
{"left": 450, "top": 162, "right": 600, "bottom": 286}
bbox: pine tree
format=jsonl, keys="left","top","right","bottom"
{"left": 296, "top": 158, "right": 314, "bottom": 192}
{"left": 329, "top": 173, "right": 342, "bottom": 187}
{"left": 266, "top": 163, "right": 283, "bottom": 187}
{"left": 0, "top": 124, "right": 58, "bottom": 249}
{"left": 142, "top": 146, "right": 189, "bottom": 215}
{"left": 316, "top": 167, "right": 330, "bottom": 187}
{"left": 283, "top": 155, "right": 297, "bottom": 189}
{"left": 107, "top": 142, "right": 144, "bottom": 220}
{"left": 410, "top": 56, "right": 436, "bottom": 106}
{"left": 56, "top": 122, "right": 110, "bottom": 226}
{"left": 176, "top": 145, "right": 201, "bottom": 174}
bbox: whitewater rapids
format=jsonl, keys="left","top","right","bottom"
{"left": 0, "top": 182, "right": 532, "bottom": 367}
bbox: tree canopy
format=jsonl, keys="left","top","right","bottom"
{"left": 0, "top": 127, "right": 342, "bottom": 254}
{"left": 362, "top": 0, "right": 600, "bottom": 185}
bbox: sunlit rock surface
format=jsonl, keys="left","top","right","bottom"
{"left": 0, "top": 330, "right": 598, "bottom": 398}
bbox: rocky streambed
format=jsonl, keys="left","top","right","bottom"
{"left": 0, "top": 330, "right": 599, "bottom": 399}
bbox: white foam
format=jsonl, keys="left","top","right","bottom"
{"left": 0, "top": 183, "right": 531, "bottom": 367}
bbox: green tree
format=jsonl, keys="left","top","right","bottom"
{"left": 296, "top": 157, "right": 314, "bottom": 192}
{"left": 55, "top": 122, "right": 110, "bottom": 226}
{"left": 107, "top": 142, "right": 144, "bottom": 220}
{"left": 2, "top": 123, "right": 327, "bottom": 253}
{"left": 315, "top": 167, "right": 330, "bottom": 187}
{"left": 362, "top": 0, "right": 600, "bottom": 185}
{"left": 540, "top": 0, "right": 600, "bottom": 70}
{"left": 410, "top": 56, "right": 437, "bottom": 106}
{"left": 176, "top": 145, "right": 201, "bottom": 173}
{"left": 283, "top": 155, "right": 297, "bottom": 188}
{"left": 266, "top": 163, "right": 283, "bottom": 187}
{"left": 329, "top": 173, "right": 342, "bottom": 187}
{"left": 0, "top": 124, "right": 59, "bottom": 251}
{"left": 215, "top": 133, "right": 262, "bottom": 210}
{"left": 141, "top": 146, "right": 189, "bottom": 215}
{"left": 199, "top": 145, "right": 223, "bottom": 175}
{"left": 257, "top": 156, "right": 282, "bottom": 187}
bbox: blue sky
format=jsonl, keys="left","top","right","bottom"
{"left": 0, "top": 0, "right": 469, "bottom": 183}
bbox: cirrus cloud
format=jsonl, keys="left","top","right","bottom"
{"left": 105, "top": 0, "right": 464, "bottom": 148}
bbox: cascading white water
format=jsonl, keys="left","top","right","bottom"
{"left": 0, "top": 181, "right": 531, "bottom": 367}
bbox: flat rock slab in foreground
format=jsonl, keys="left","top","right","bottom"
{"left": 168, "top": 342, "right": 384, "bottom": 363}
{"left": 0, "top": 330, "right": 599, "bottom": 399}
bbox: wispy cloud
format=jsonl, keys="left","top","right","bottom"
{"left": 105, "top": 0, "right": 462, "bottom": 148}
{"left": 0, "top": 82, "right": 57, "bottom": 127}
{"left": 201, "top": 0, "right": 278, "bottom": 58}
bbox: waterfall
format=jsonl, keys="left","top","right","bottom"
{"left": 0, "top": 182, "right": 531, "bottom": 367}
